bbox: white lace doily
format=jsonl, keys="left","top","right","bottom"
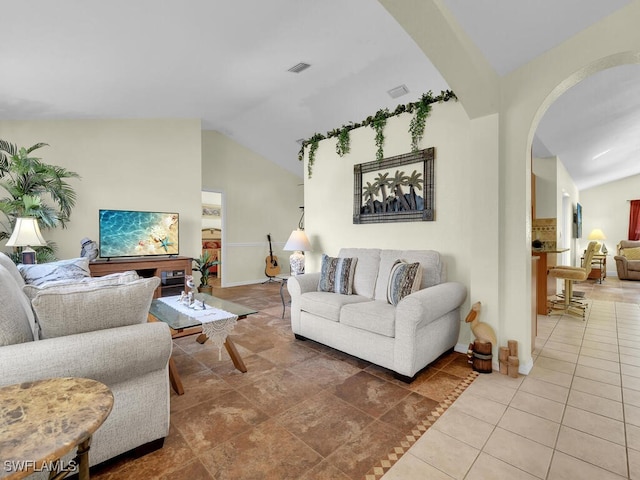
{"left": 158, "top": 296, "right": 238, "bottom": 359}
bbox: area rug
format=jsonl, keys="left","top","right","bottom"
{"left": 365, "top": 370, "right": 479, "bottom": 480}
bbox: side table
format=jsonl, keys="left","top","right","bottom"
{"left": 276, "top": 274, "right": 291, "bottom": 318}
{"left": 0, "top": 377, "right": 113, "bottom": 480}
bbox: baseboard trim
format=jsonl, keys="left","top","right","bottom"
{"left": 454, "top": 342, "right": 469, "bottom": 354}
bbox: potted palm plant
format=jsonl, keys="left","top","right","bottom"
{"left": 193, "top": 250, "right": 219, "bottom": 294}
{"left": 0, "top": 140, "right": 80, "bottom": 262}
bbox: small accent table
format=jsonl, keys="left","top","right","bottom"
{"left": 583, "top": 254, "right": 607, "bottom": 283}
{"left": 276, "top": 274, "right": 291, "bottom": 318}
{"left": 0, "top": 377, "right": 113, "bottom": 480}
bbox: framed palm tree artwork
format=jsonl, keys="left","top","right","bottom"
{"left": 353, "top": 147, "right": 434, "bottom": 224}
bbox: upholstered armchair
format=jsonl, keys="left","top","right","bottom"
{"left": 614, "top": 240, "right": 640, "bottom": 280}
{"left": 547, "top": 241, "right": 598, "bottom": 319}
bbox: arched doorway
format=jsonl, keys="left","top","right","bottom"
{"left": 518, "top": 54, "right": 640, "bottom": 367}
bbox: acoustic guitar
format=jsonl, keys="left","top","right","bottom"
{"left": 265, "top": 233, "right": 281, "bottom": 277}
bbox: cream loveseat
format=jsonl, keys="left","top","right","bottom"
{"left": 615, "top": 240, "right": 640, "bottom": 280}
{"left": 0, "top": 253, "right": 172, "bottom": 475}
{"left": 287, "top": 248, "right": 467, "bottom": 381}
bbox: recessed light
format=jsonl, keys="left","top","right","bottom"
{"left": 387, "top": 84, "right": 409, "bottom": 99}
{"left": 288, "top": 62, "right": 311, "bottom": 74}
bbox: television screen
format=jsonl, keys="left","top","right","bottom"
{"left": 99, "top": 209, "right": 179, "bottom": 258}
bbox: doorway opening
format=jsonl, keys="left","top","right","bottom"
{"left": 201, "top": 190, "right": 223, "bottom": 288}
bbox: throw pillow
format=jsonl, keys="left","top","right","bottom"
{"left": 623, "top": 247, "right": 640, "bottom": 260}
{"left": 387, "top": 259, "right": 423, "bottom": 306}
{"left": 317, "top": 254, "right": 358, "bottom": 295}
{"left": 0, "top": 264, "right": 35, "bottom": 346}
{"left": 31, "top": 276, "right": 160, "bottom": 339}
{"left": 0, "top": 251, "right": 25, "bottom": 287}
{"left": 18, "top": 257, "right": 91, "bottom": 286}
{"left": 23, "top": 270, "right": 140, "bottom": 300}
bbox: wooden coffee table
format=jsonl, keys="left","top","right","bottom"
{"left": 0, "top": 377, "right": 113, "bottom": 480}
{"left": 148, "top": 292, "right": 257, "bottom": 395}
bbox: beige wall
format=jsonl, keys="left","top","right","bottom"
{"left": 201, "top": 131, "right": 303, "bottom": 286}
{"left": 0, "top": 119, "right": 203, "bottom": 261}
{"left": 304, "top": 101, "right": 481, "bottom": 349}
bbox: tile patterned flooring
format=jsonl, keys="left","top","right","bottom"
{"left": 382, "top": 277, "right": 640, "bottom": 479}
{"left": 91, "top": 281, "right": 476, "bottom": 480}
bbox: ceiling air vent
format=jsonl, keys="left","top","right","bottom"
{"left": 288, "top": 62, "right": 311, "bottom": 73}
{"left": 387, "top": 84, "right": 409, "bottom": 99}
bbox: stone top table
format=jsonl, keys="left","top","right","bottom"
{"left": 0, "top": 377, "right": 113, "bottom": 480}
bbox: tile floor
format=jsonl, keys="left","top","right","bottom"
{"left": 91, "top": 281, "right": 475, "bottom": 480}
{"left": 383, "top": 277, "right": 640, "bottom": 479}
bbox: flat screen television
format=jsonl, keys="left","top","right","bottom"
{"left": 99, "top": 209, "right": 179, "bottom": 258}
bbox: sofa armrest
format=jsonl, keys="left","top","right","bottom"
{"left": 287, "top": 272, "right": 321, "bottom": 298}
{"left": 0, "top": 322, "right": 172, "bottom": 388}
{"left": 614, "top": 255, "right": 628, "bottom": 278}
{"left": 396, "top": 282, "right": 467, "bottom": 330}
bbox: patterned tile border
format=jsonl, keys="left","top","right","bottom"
{"left": 364, "top": 370, "right": 480, "bottom": 480}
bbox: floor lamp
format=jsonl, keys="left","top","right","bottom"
{"left": 5, "top": 217, "right": 47, "bottom": 264}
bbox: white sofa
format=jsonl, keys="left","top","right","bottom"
{"left": 0, "top": 253, "right": 172, "bottom": 476}
{"left": 287, "top": 248, "right": 467, "bottom": 381}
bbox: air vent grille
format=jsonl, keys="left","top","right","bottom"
{"left": 388, "top": 84, "right": 409, "bottom": 99}
{"left": 288, "top": 62, "right": 311, "bottom": 73}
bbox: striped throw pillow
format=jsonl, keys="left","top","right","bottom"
{"left": 317, "top": 255, "right": 358, "bottom": 295}
{"left": 387, "top": 260, "right": 423, "bottom": 305}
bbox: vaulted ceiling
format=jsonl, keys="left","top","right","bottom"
{"left": 1, "top": 0, "right": 637, "bottom": 189}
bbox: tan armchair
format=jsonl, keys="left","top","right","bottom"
{"left": 547, "top": 241, "right": 598, "bottom": 319}
{"left": 614, "top": 240, "right": 640, "bottom": 280}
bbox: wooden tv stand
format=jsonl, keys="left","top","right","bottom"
{"left": 88, "top": 256, "right": 192, "bottom": 298}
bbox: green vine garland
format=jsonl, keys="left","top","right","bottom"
{"left": 370, "top": 109, "right": 388, "bottom": 161}
{"left": 298, "top": 89, "right": 457, "bottom": 177}
{"left": 306, "top": 133, "right": 325, "bottom": 177}
{"left": 408, "top": 93, "right": 433, "bottom": 152}
{"left": 335, "top": 126, "right": 351, "bottom": 157}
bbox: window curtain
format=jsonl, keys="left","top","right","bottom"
{"left": 629, "top": 200, "right": 640, "bottom": 241}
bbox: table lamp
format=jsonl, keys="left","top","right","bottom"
{"left": 283, "top": 229, "right": 312, "bottom": 275}
{"left": 5, "top": 217, "right": 47, "bottom": 264}
{"left": 587, "top": 228, "right": 608, "bottom": 255}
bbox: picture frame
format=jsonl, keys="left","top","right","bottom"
{"left": 202, "top": 204, "right": 221, "bottom": 218}
{"left": 353, "top": 147, "right": 434, "bottom": 224}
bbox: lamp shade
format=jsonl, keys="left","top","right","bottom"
{"left": 283, "top": 229, "right": 312, "bottom": 252}
{"left": 587, "top": 228, "right": 606, "bottom": 241}
{"left": 5, "top": 217, "right": 47, "bottom": 247}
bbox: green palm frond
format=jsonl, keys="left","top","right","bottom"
{"left": 0, "top": 140, "right": 80, "bottom": 248}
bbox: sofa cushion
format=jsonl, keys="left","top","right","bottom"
{"left": 18, "top": 257, "right": 91, "bottom": 286}
{"left": 0, "top": 252, "right": 25, "bottom": 287}
{"left": 340, "top": 300, "right": 396, "bottom": 337}
{"left": 374, "top": 250, "right": 443, "bottom": 301}
{"left": 300, "top": 291, "right": 371, "bottom": 322}
{"left": 387, "top": 260, "right": 423, "bottom": 306}
{"left": 628, "top": 260, "right": 640, "bottom": 272}
{"left": 23, "top": 270, "right": 140, "bottom": 300}
{"left": 338, "top": 248, "right": 381, "bottom": 298}
{"left": 623, "top": 247, "right": 640, "bottom": 260}
{"left": 318, "top": 254, "right": 358, "bottom": 295}
{"left": 31, "top": 276, "right": 160, "bottom": 339}
{"left": 0, "top": 264, "right": 35, "bottom": 346}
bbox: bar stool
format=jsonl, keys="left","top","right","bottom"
{"left": 547, "top": 241, "right": 598, "bottom": 319}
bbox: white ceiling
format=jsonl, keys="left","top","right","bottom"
{"left": 0, "top": 0, "right": 637, "bottom": 189}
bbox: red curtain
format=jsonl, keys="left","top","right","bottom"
{"left": 629, "top": 200, "right": 640, "bottom": 240}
